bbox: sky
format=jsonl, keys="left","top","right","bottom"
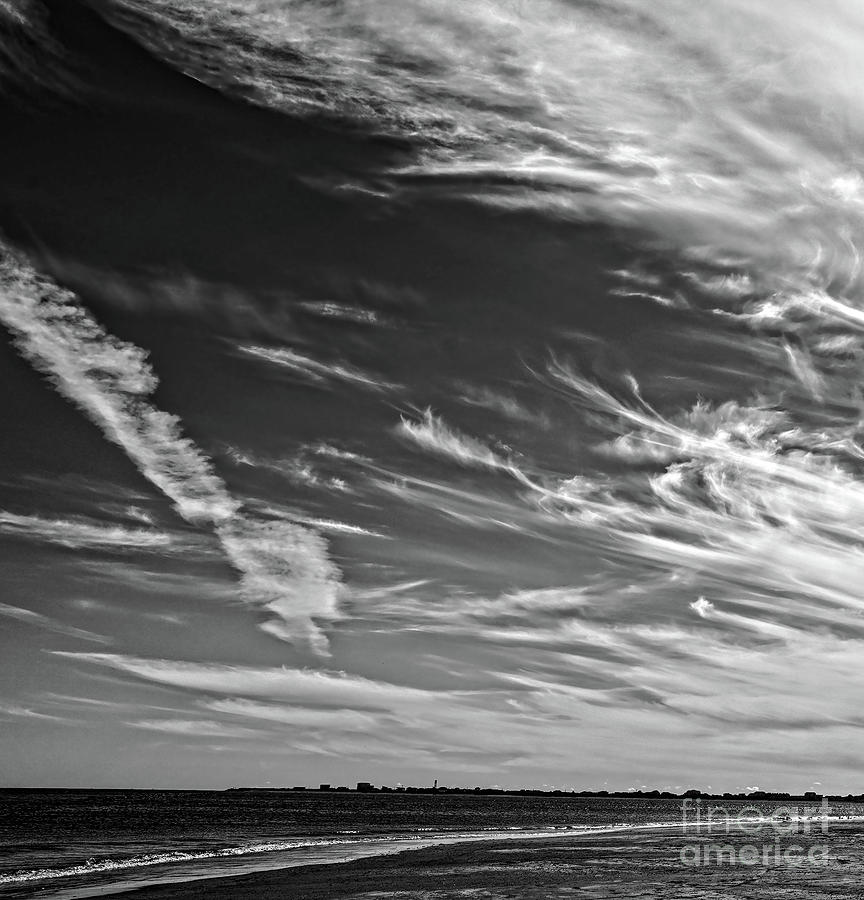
{"left": 1, "top": 0, "right": 864, "bottom": 792}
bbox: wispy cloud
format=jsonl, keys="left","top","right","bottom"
{"left": 239, "top": 344, "right": 397, "bottom": 392}
{"left": 0, "top": 603, "right": 107, "bottom": 643}
{"left": 70, "top": 597, "right": 188, "bottom": 627}
{"left": 0, "top": 0, "right": 86, "bottom": 99}
{"left": 204, "top": 698, "right": 379, "bottom": 730}
{"left": 369, "top": 470, "right": 554, "bottom": 542}
{"left": 50, "top": 651, "right": 546, "bottom": 763}
{"left": 296, "top": 301, "right": 382, "bottom": 325}
{"left": 505, "top": 359, "right": 864, "bottom": 625}
{"left": 129, "top": 718, "right": 262, "bottom": 738}
{"left": 15, "top": 0, "right": 864, "bottom": 790}
{"left": 54, "top": 636, "right": 864, "bottom": 784}
{"left": 218, "top": 518, "right": 341, "bottom": 655}
{"left": 0, "top": 702, "right": 68, "bottom": 723}
{"left": 53, "top": 652, "right": 438, "bottom": 710}
{"left": 0, "top": 252, "right": 237, "bottom": 526}
{"left": 0, "top": 510, "right": 173, "bottom": 551}
{"left": 225, "top": 446, "right": 351, "bottom": 493}
{"left": 458, "top": 385, "right": 549, "bottom": 428}
{"left": 291, "top": 517, "right": 386, "bottom": 538}
{"left": 397, "top": 409, "right": 508, "bottom": 470}
{"left": 0, "top": 247, "right": 341, "bottom": 652}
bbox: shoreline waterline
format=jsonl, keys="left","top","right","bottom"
{"left": 10, "top": 813, "right": 864, "bottom": 900}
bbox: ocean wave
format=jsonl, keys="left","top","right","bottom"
{"left": 7, "top": 815, "right": 864, "bottom": 886}
{"left": 0, "top": 829, "right": 549, "bottom": 885}
{"left": 0, "top": 837, "right": 356, "bottom": 886}
{"left": 0, "top": 823, "right": 667, "bottom": 885}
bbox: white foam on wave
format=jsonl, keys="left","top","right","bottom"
{"left": 7, "top": 814, "right": 864, "bottom": 887}
{"left": 0, "top": 823, "right": 669, "bottom": 886}
{"left": 1, "top": 839, "right": 327, "bottom": 885}
{"left": 0, "top": 830, "right": 527, "bottom": 885}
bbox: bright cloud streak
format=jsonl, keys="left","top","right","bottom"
{"left": 51, "top": 652, "right": 435, "bottom": 706}
{"left": 239, "top": 344, "right": 397, "bottom": 392}
{"left": 0, "top": 510, "right": 173, "bottom": 550}
{"left": 397, "top": 409, "right": 507, "bottom": 470}
{"left": 517, "top": 361, "right": 864, "bottom": 622}
{"left": 0, "top": 252, "right": 236, "bottom": 525}
{"left": 0, "top": 247, "right": 341, "bottom": 652}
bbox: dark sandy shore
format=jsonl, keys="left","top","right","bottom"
{"left": 108, "top": 823, "right": 864, "bottom": 899}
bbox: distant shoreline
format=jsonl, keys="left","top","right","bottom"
{"left": 5, "top": 786, "right": 860, "bottom": 802}
{"left": 226, "top": 785, "right": 850, "bottom": 803}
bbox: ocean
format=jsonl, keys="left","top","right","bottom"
{"left": 4, "top": 791, "right": 863, "bottom": 898}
